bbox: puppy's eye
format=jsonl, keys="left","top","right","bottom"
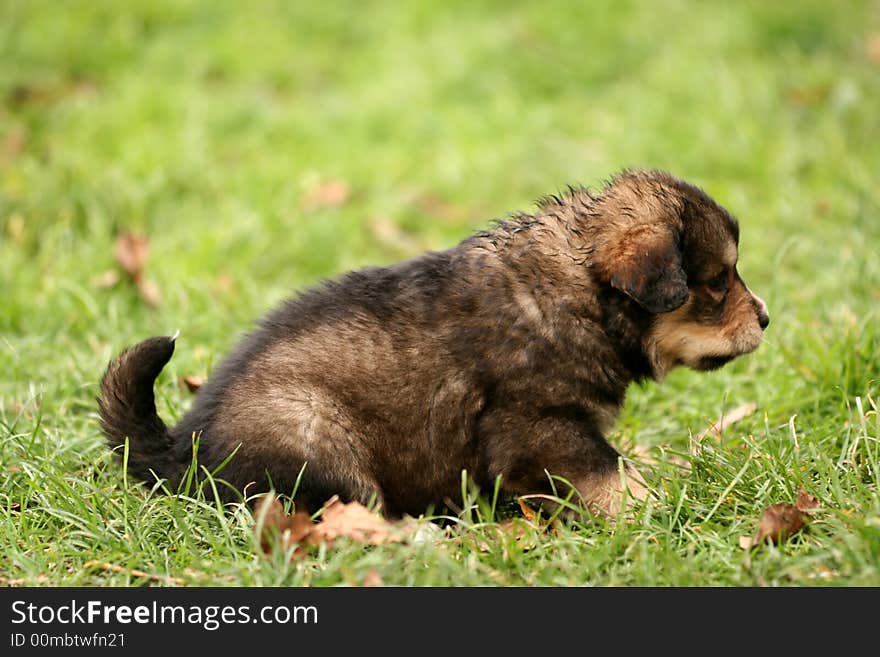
{"left": 708, "top": 270, "right": 729, "bottom": 293}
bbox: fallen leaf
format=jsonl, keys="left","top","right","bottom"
{"left": 742, "top": 488, "right": 820, "bottom": 550}
{"left": 113, "top": 232, "right": 161, "bottom": 306}
{"left": 256, "top": 495, "right": 314, "bottom": 558}
{"left": 180, "top": 375, "right": 204, "bottom": 393}
{"left": 315, "top": 495, "right": 400, "bottom": 545}
{"left": 693, "top": 402, "right": 757, "bottom": 454}
{"left": 513, "top": 497, "right": 564, "bottom": 541}
{"left": 517, "top": 497, "right": 538, "bottom": 523}
{"left": 303, "top": 180, "right": 350, "bottom": 210}
{"left": 114, "top": 232, "right": 150, "bottom": 281}
{"left": 795, "top": 488, "right": 819, "bottom": 512}
{"left": 754, "top": 503, "right": 806, "bottom": 544}
{"left": 256, "top": 494, "right": 401, "bottom": 561}
{"left": 698, "top": 402, "right": 757, "bottom": 441}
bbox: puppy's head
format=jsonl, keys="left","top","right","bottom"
{"left": 591, "top": 169, "right": 769, "bottom": 379}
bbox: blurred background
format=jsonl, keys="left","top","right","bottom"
{"left": 1, "top": 0, "right": 878, "bottom": 424}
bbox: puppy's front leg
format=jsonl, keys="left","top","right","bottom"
{"left": 481, "top": 406, "right": 649, "bottom": 518}
{"left": 575, "top": 461, "right": 649, "bottom": 517}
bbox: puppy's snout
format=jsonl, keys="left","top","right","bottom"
{"left": 752, "top": 294, "right": 770, "bottom": 330}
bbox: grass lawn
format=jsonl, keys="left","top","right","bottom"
{"left": 1, "top": 0, "right": 878, "bottom": 587}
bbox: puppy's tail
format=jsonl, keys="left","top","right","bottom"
{"left": 98, "top": 335, "right": 181, "bottom": 486}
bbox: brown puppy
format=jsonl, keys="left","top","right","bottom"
{"left": 98, "top": 169, "right": 769, "bottom": 517}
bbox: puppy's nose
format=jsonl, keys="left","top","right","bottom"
{"left": 753, "top": 294, "right": 770, "bottom": 330}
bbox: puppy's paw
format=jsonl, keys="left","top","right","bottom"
{"left": 577, "top": 463, "right": 651, "bottom": 519}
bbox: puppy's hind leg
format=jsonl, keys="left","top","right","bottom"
{"left": 215, "top": 384, "right": 384, "bottom": 511}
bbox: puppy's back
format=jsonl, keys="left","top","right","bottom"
{"left": 167, "top": 247, "right": 491, "bottom": 510}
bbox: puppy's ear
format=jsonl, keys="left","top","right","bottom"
{"left": 597, "top": 224, "right": 689, "bottom": 313}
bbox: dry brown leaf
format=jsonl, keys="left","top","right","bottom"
{"left": 180, "top": 375, "right": 204, "bottom": 393}
{"left": 795, "top": 488, "right": 819, "bottom": 512}
{"left": 256, "top": 495, "right": 314, "bottom": 559}
{"left": 754, "top": 503, "right": 806, "bottom": 544}
{"left": 256, "top": 494, "right": 401, "bottom": 561}
{"left": 113, "top": 231, "right": 161, "bottom": 306}
{"left": 514, "top": 497, "right": 563, "bottom": 539}
{"left": 303, "top": 180, "right": 350, "bottom": 210}
{"left": 694, "top": 402, "right": 758, "bottom": 456}
{"left": 698, "top": 402, "right": 758, "bottom": 441}
{"left": 742, "top": 488, "right": 819, "bottom": 550}
{"left": 115, "top": 232, "right": 150, "bottom": 281}
{"left": 517, "top": 497, "right": 538, "bottom": 523}
{"left": 315, "top": 495, "right": 400, "bottom": 545}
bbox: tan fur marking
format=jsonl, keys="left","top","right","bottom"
{"left": 722, "top": 241, "right": 738, "bottom": 267}
{"left": 512, "top": 288, "right": 545, "bottom": 326}
{"left": 647, "top": 307, "right": 734, "bottom": 377}
{"left": 216, "top": 323, "right": 389, "bottom": 496}
{"left": 646, "top": 283, "right": 764, "bottom": 379}
{"left": 575, "top": 463, "right": 649, "bottom": 517}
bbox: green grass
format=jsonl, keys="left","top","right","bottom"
{"left": 2, "top": 0, "right": 879, "bottom": 586}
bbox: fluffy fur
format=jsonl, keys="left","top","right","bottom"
{"left": 98, "top": 169, "right": 769, "bottom": 517}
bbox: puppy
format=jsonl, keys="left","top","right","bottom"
{"left": 98, "top": 169, "right": 769, "bottom": 517}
